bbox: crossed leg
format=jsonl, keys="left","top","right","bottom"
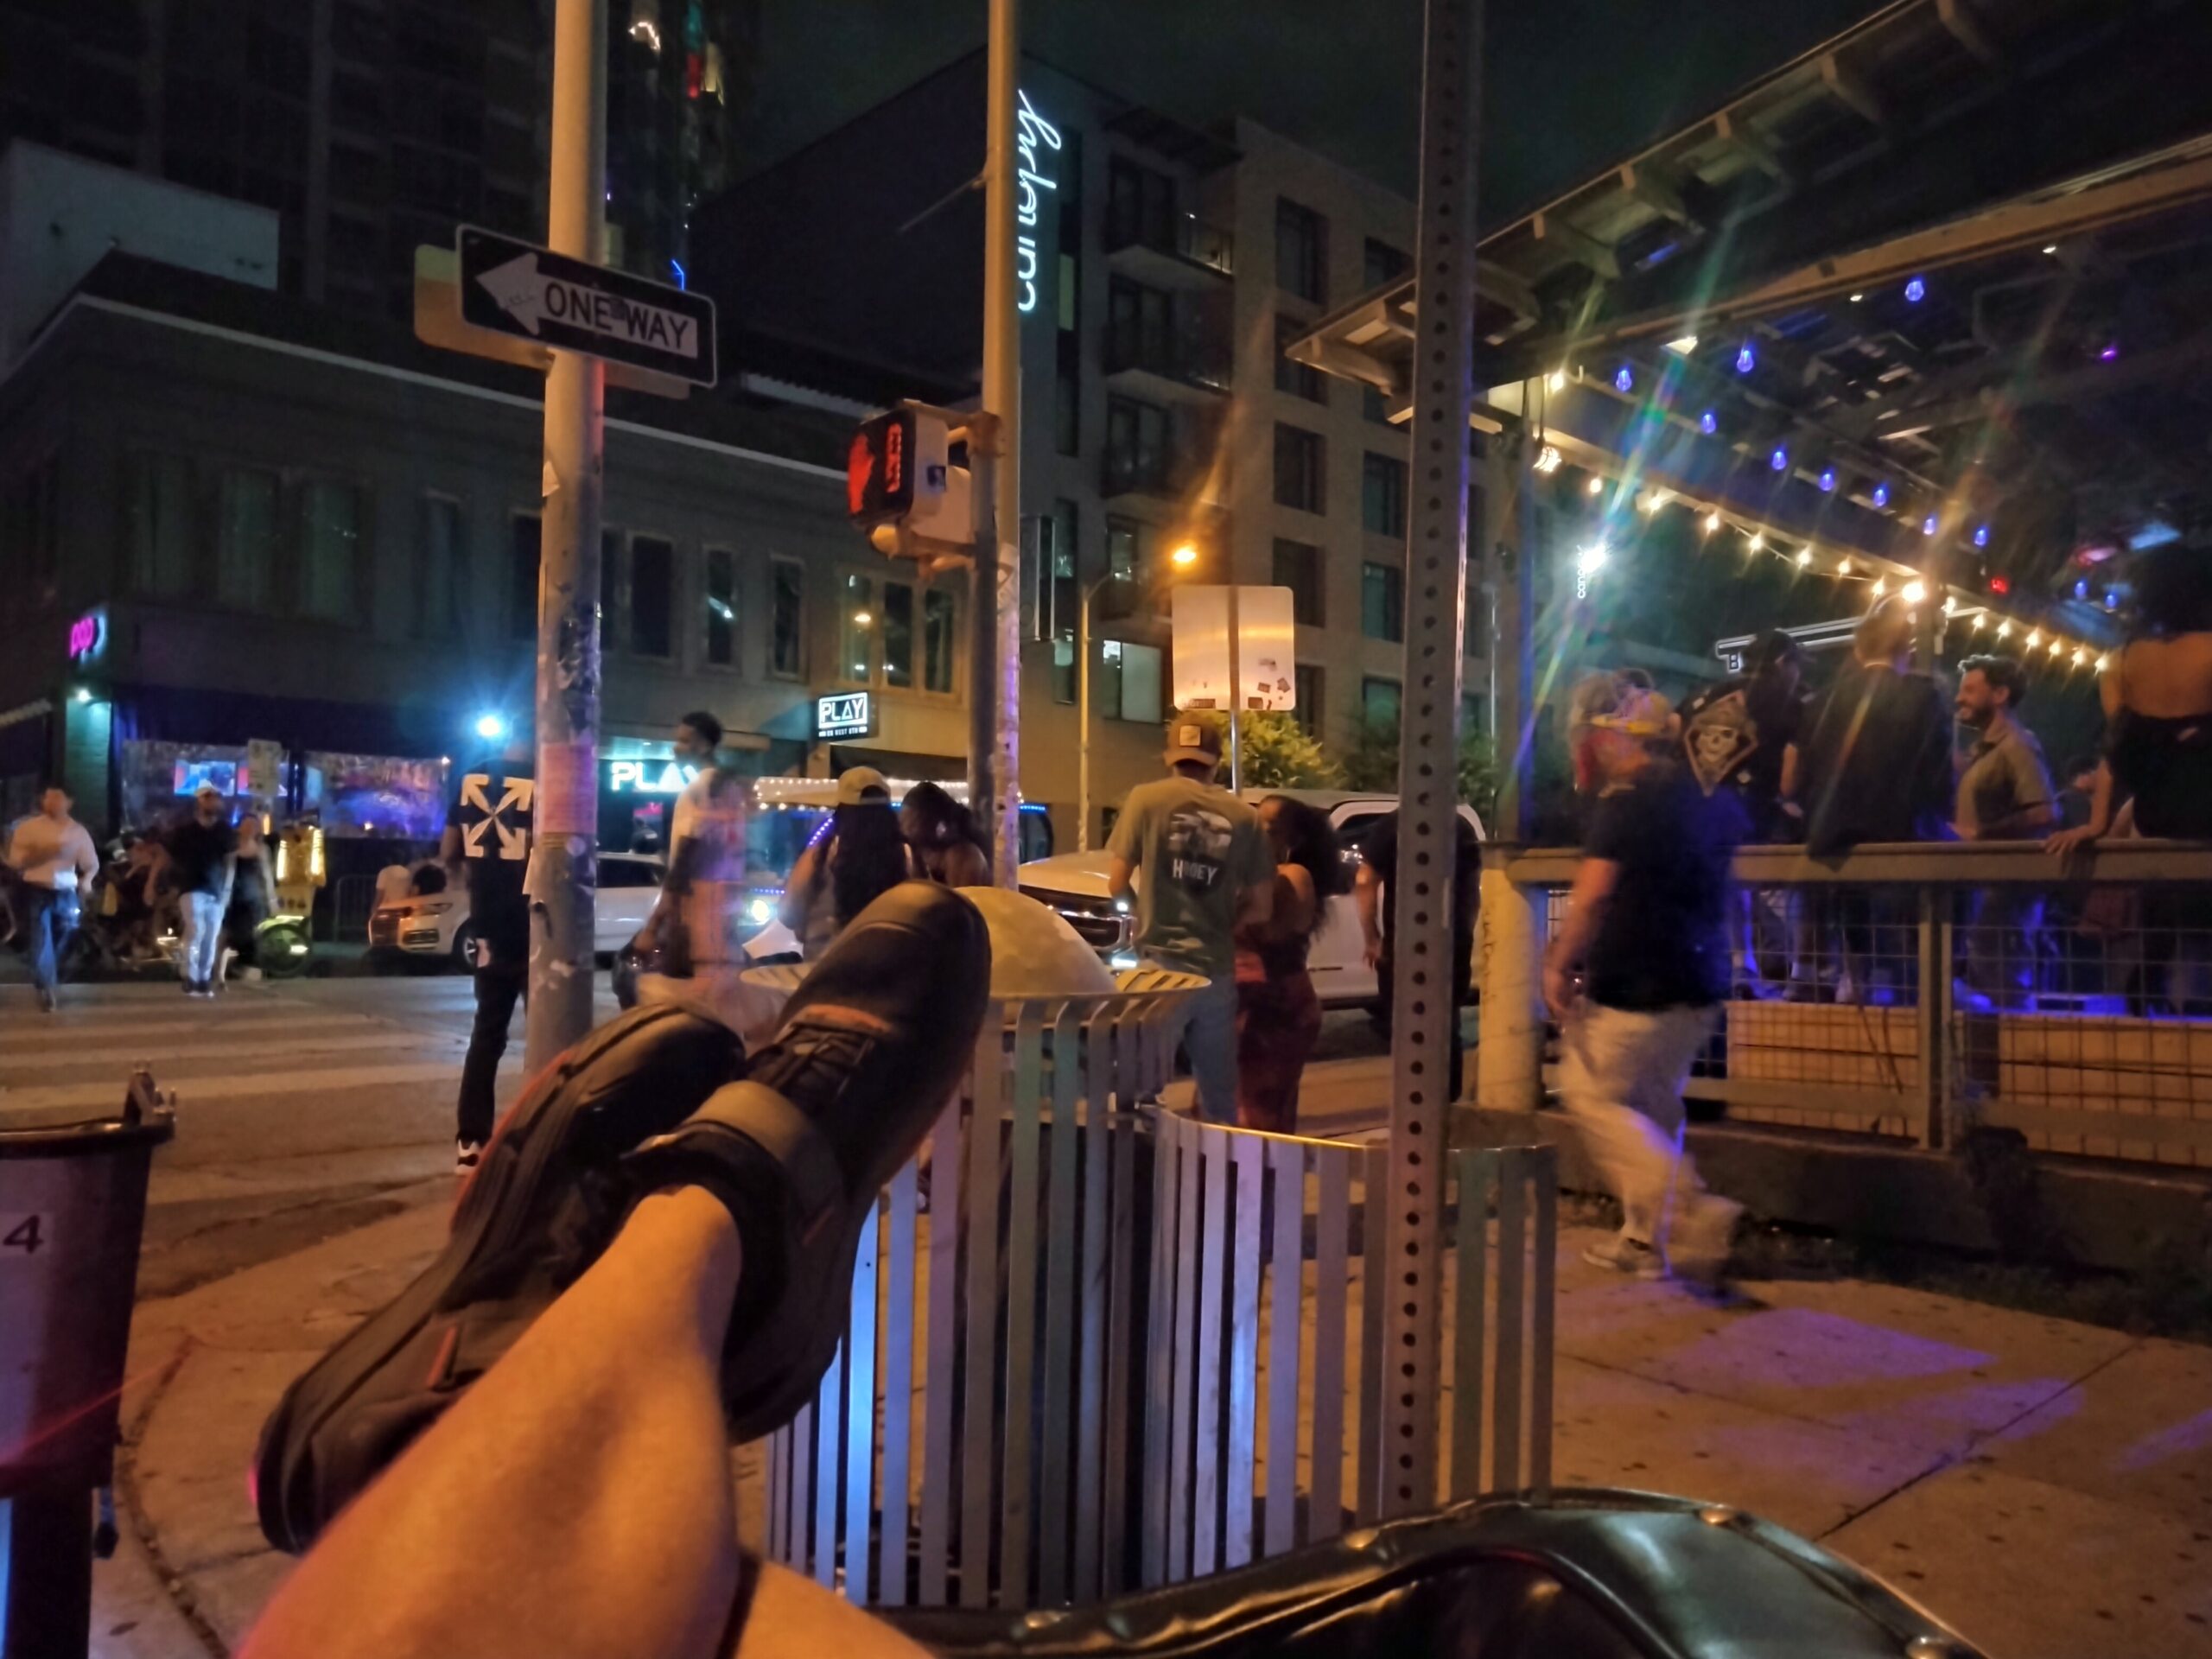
{"left": 242, "top": 1185, "right": 923, "bottom": 1659}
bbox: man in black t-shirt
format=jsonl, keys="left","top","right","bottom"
{"left": 1546, "top": 672, "right": 1745, "bottom": 1285}
{"left": 444, "top": 730, "right": 536, "bottom": 1171}
{"left": 1355, "top": 809, "right": 1480, "bottom": 1098}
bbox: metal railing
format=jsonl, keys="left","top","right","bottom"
{"left": 1499, "top": 840, "right": 2212, "bottom": 1167}
{"left": 762, "top": 981, "right": 1558, "bottom": 1610}
{"left": 331, "top": 874, "right": 377, "bottom": 943}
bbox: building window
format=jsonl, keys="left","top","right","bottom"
{"left": 839, "top": 574, "right": 878, "bottom": 683}
{"left": 1274, "top": 314, "right": 1325, "bottom": 404}
{"left": 1273, "top": 423, "right": 1324, "bottom": 513}
{"left": 1362, "top": 562, "right": 1403, "bottom": 643}
{"left": 1363, "top": 237, "right": 1409, "bottom": 289}
{"left": 509, "top": 513, "right": 540, "bottom": 641}
{"left": 1053, "top": 631, "right": 1077, "bottom": 705}
{"left": 1273, "top": 538, "right": 1322, "bottom": 626}
{"left": 419, "top": 494, "right": 464, "bottom": 639}
{"left": 217, "top": 468, "right": 279, "bottom": 611}
{"left": 925, "top": 588, "right": 957, "bottom": 694}
{"left": 1363, "top": 385, "right": 1394, "bottom": 424}
{"left": 1106, "top": 396, "right": 1170, "bottom": 495}
{"left": 1055, "top": 331, "right": 1081, "bottom": 455}
{"left": 1363, "top": 452, "right": 1407, "bottom": 537}
{"left": 128, "top": 453, "right": 196, "bottom": 597}
{"left": 882, "top": 579, "right": 914, "bottom": 689}
{"left": 1362, "top": 675, "right": 1402, "bottom": 732}
{"left": 300, "top": 480, "right": 362, "bottom": 622}
{"left": 1100, "top": 639, "right": 1163, "bottom": 723}
{"left": 704, "top": 548, "right": 737, "bottom": 667}
{"left": 1106, "top": 515, "right": 1154, "bottom": 586}
{"left": 1039, "top": 498, "right": 1078, "bottom": 643}
{"left": 770, "top": 556, "right": 804, "bottom": 677}
{"left": 1294, "top": 664, "right": 1324, "bottom": 734}
{"left": 1107, "top": 157, "right": 1175, "bottom": 251}
{"left": 629, "top": 535, "right": 674, "bottom": 658}
{"left": 1275, "top": 197, "right": 1326, "bottom": 302}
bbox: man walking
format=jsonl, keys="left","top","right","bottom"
{"left": 1546, "top": 672, "right": 1745, "bottom": 1283}
{"left": 4, "top": 785, "right": 99, "bottom": 1012}
{"left": 1107, "top": 718, "right": 1274, "bottom": 1122}
{"left": 446, "top": 728, "right": 536, "bottom": 1173}
{"left": 162, "top": 783, "right": 236, "bottom": 997}
{"left": 1954, "top": 654, "right": 2056, "bottom": 1008}
{"left": 1355, "top": 807, "right": 1480, "bottom": 1096}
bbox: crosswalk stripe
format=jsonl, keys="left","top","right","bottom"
{"left": 0, "top": 1033, "right": 467, "bottom": 1071}
{"left": 0, "top": 1059, "right": 497, "bottom": 1116}
{"left": 0, "top": 1014, "right": 396, "bottom": 1049}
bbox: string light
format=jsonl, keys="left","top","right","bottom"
{"left": 1905, "top": 276, "right": 1927, "bottom": 303}
{"left": 1534, "top": 445, "right": 1563, "bottom": 474}
{"left": 1587, "top": 476, "right": 1605, "bottom": 496}
{"left": 2025, "top": 630, "right": 2041, "bottom": 648}
{"left": 2050, "top": 637, "right": 2066, "bottom": 656}
{"left": 1818, "top": 469, "right": 1838, "bottom": 493}
{"left": 1872, "top": 482, "right": 1891, "bottom": 509}
{"left": 1837, "top": 557, "right": 1853, "bottom": 575}
{"left": 1548, "top": 369, "right": 1567, "bottom": 393}
{"left": 1972, "top": 612, "right": 1986, "bottom": 630}
{"left": 1614, "top": 365, "right": 1635, "bottom": 393}
{"left": 1997, "top": 621, "right": 2012, "bottom": 639}
{"left": 2096, "top": 654, "right": 2111, "bottom": 672}
{"left": 1974, "top": 524, "right": 1991, "bottom": 549}
{"left": 2071, "top": 647, "right": 2088, "bottom": 665}
{"left": 1942, "top": 594, "right": 1956, "bottom": 615}
{"left": 1872, "top": 577, "right": 1888, "bottom": 597}
{"left": 1666, "top": 334, "right": 1700, "bottom": 354}
{"left": 1923, "top": 514, "right": 1940, "bottom": 537}
{"left": 1795, "top": 549, "right": 1814, "bottom": 567}
{"left": 1903, "top": 580, "right": 1927, "bottom": 604}
{"left": 1700, "top": 409, "right": 1719, "bottom": 435}
{"left": 1770, "top": 446, "right": 1789, "bottom": 473}
{"left": 1702, "top": 512, "right": 1721, "bottom": 534}
{"left": 1735, "top": 341, "right": 1757, "bottom": 373}
{"left": 1747, "top": 533, "right": 1764, "bottom": 551}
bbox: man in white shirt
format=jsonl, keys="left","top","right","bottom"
{"left": 5, "top": 785, "right": 99, "bottom": 1012}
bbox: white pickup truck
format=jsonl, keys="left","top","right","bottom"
{"left": 1016, "top": 788, "right": 1484, "bottom": 1007}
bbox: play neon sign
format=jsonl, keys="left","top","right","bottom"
{"left": 607, "top": 760, "right": 700, "bottom": 795}
{"left": 1014, "top": 89, "right": 1062, "bottom": 315}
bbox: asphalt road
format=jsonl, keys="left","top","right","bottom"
{"left": 0, "top": 968, "right": 1397, "bottom": 1299}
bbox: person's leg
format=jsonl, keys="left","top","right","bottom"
{"left": 457, "top": 967, "right": 524, "bottom": 1146}
{"left": 1182, "top": 971, "right": 1239, "bottom": 1123}
{"left": 181, "top": 892, "right": 214, "bottom": 985}
{"left": 23, "top": 885, "right": 59, "bottom": 995}
{"left": 1558, "top": 1006, "right": 1680, "bottom": 1252}
{"left": 1621, "top": 1006, "right": 1730, "bottom": 1266}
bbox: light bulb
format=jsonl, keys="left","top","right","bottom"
{"left": 1997, "top": 621, "right": 2012, "bottom": 639}
{"left": 1837, "top": 558, "right": 1853, "bottom": 575}
{"left": 1795, "top": 549, "right": 1813, "bottom": 568}
{"left": 1588, "top": 476, "right": 1605, "bottom": 496}
{"left": 1747, "top": 533, "right": 1764, "bottom": 551}
{"left": 2025, "top": 630, "right": 2041, "bottom": 647}
{"left": 1903, "top": 580, "right": 1927, "bottom": 604}
{"left": 1548, "top": 369, "right": 1567, "bottom": 393}
{"left": 1872, "top": 578, "right": 1888, "bottom": 596}
{"left": 1971, "top": 612, "right": 1986, "bottom": 629}
{"left": 1702, "top": 512, "right": 1721, "bottom": 534}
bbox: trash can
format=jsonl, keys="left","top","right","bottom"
{"left": 2, "top": 1071, "right": 175, "bottom": 1659}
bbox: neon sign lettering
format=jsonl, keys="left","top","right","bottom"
{"left": 1014, "top": 89, "right": 1062, "bottom": 315}
{"left": 607, "top": 760, "right": 700, "bottom": 795}
{"left": 67, "top": 610, "right": 103, "bottom": 661}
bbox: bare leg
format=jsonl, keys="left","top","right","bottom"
{"left": 245, "top": 1186, "right": 923, "bottom": 1659}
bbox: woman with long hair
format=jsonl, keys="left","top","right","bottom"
{"left": 899, "top": 780, "right": 991, "bottom": 888}
{"left": 779, "top": 769, "right": 915, "bottom": 958}
{"left": 1233, "top": 795, "right": 1347, "bottom": 1134}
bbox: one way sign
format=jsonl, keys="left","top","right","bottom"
{"left": 456, "top": 226, "right": 717, "bottom": 387}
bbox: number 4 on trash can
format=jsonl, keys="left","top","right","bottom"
{"left": 1, "top": 1213, "right": 46, "bottom": 1255}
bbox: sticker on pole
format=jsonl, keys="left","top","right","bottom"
{"left": 456, "top": 226, "right": 718, "bottom": 386}
{"left": 0, "top": 1213, "right": 48, "bottom": 1258}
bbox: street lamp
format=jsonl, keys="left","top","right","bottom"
{"left": 1077, "top": 545, "right": 1199, "bottom": 850}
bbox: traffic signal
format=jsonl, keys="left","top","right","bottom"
{"left": 847, "top": 402, "right": 975, "bottom": 560}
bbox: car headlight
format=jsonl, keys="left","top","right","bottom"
{"left": 1110, "top": 952, "right": 1138, "bottom": 969}
{"left": 1113, "top": 896, "right": 1131, "bottom": 914}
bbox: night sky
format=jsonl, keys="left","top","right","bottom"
{"left": 740, "top": 0, "right": 1883, "bottom": 213}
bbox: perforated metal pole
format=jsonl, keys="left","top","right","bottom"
{"left": 981, "top": 0, "right": 1023, "bottom": 887}
{"left": 1380, "top": 0, "right": 1483, "bottom": 1518}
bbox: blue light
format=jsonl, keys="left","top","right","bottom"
{"left": 1736, "top": 342, "right": 1757, "bottom": 374}
{"left": 1973, "top": 524, "right": 1990, "bottom": 549}
{"left": 1872, "top": 482, "right": 1891, "bottom": 509}
{"left": 474, "top": 713, "right": 508, "bottom": 741}
{"left": 1770, "top": 446, "right": 1789, "bottom": 473}
{"left": 1818, "top": 469, "right": 1838, "bottom": 493}
{"left": 1904, "top": 276, "right": 1927, "bottom": 303}
{"left": 1700, "top": 409, "right": 1718, "bottom": 435}
{"left": 2074, "top": 579, "right": 2089, "bottom": 601}
{"left": 670, "top": 257, "right": 687, "bottom": 289}
{"left": 1614, "top": 365, "right": 1635, "bottom": 393}
{"left": 1923, "top": 514, "right": 1940, "bottom": 537}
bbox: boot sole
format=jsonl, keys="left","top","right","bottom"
{"left": 252, "top": 1004, "right": 744, "bottom": 1552}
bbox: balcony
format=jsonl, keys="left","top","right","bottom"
{"left": 1103, "top": 322, "right": 1232, "bottom": 402}
{"left": 1101, "top": 404, "right": 1223, "bottom": 505}
{"left": 1104, "top": 210, "right": 1236, "bottom": 292}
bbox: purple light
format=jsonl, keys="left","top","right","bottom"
{"left": 1614, "top": 365, "right": 1635, "bottom": 393}
{"left": 1736, "top": 342, "right": 1757, "bottom": 374}
{"left": 1974, "top": 524, "right": 1990, "bottom": 549}
{"left": 1872, "top": 482, "right": 1891, "bottom": 509}
{"left": 1904, "top": 276, "right": 1927, "bottom": 303}
{"left": 1923, "top": 514, "right": 1940, "bottom": 537}
{"left": 2100, "top": 342, "right": 2120, "bottom": 362}
{"left": 1819, "top": 469, "right": 1838, "bottom": 493}
{"left": 1700, "top": 409, "right": 1719, "bottom": 435}
{"left": 2074, "top": 578, "right": 2089, "bottom": 601}
{"left": 1770, "top": 446, "right": 1789, "bottom": 473}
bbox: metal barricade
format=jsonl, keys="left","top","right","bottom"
{"left": 330, "top": 874, "right": 378, "bottom": 944}
{"left": 760, "top": 975, "right": 1559, "bottom": 1610}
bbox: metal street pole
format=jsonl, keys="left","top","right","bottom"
{"left": 969, "top": 429, "right": 1001, "bottom": 860}
{"left": 1225, "top": 578, "right": 1243, "bottom": 794}
{"left": 1077, "top": 579, "right": 1094, "bottom": 851}
{"left": 980, "top": 0, "right": 1022, "bottom": 887}
{"left": 525, "top": 0, "right": 605, "bottom": 1072}
{"left": 1379, "top": 0, "right": 1483, "bottom": 1519}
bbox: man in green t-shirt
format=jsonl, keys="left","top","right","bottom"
{"left": 1106, "top": 719, "right": 1274, "bottom": 1121}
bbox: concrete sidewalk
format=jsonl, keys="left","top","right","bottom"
{"left": 93, "top": 1190, "right": 2212, "bottom": 1659}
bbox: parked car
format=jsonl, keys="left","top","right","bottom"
{"left": 1016, "top": 788, "right": 1484, "bottom": 1008}
{"left": 367, "top": 850, "right": 667, "bottom": 968}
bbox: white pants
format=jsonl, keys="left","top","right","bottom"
{"left": 1557, "top": 1003, "right": 1719, "bottom": 1248}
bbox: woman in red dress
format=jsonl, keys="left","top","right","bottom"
{"left": 1234, "top": 797, "right": 1347, "bottom": 1135}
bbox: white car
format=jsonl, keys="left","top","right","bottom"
{"left": 367, "top": 850, "right": 668, "bottom": 967}
{"left": 1016, "top": 789, "right": 1484, "bottom": 1008}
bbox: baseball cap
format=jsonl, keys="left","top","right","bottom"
{"left": 1163, "top": 718, "right": 1224, "bottom": 768}
{"left": 836, "top": 766, "right": 891, "bottom": 805}
{"left": 193, "top": 781, "right": 224, "bottom": 800}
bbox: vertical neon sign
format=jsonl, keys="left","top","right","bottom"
{"left": 1014, "top": 89, "right": 1062, "bottom": 315}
